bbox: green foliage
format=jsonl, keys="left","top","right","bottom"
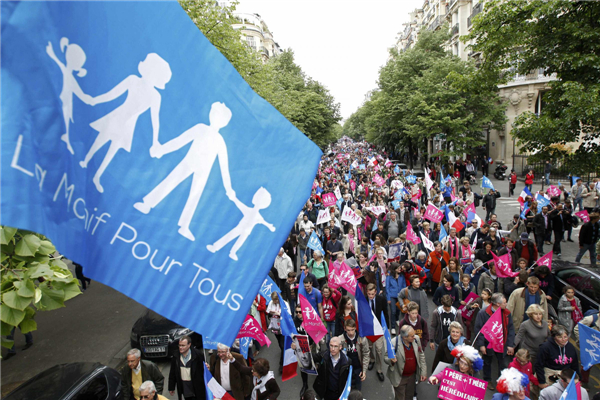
{"left": 467, "top": 0, "right": 600, "bottom": 173}
{"left": 350, "top": 28, "right": 505, "bottom": 162}
{"left": 180, "top": 1, "right": 340, "bottom": 149}
{"left": 1, "top": 227, "right": 81, "bottom": 349}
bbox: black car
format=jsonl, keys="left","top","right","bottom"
{"left": 551, "top": 260, "right": 600, "bottom": 314}
{"left": 130, "top": 309, "right": 203, "bottom": 359}
{"left": 3, "top": 362, "right": 121, "bottom": 400}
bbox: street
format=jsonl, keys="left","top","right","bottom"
{"left": 1, "top": 175, "right": 599, "bottom": 399}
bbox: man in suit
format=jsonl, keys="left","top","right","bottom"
{"left": 209, "top": 344, "right": 252, "bottom": 400}
{"left": 168, "top": 335, "right": 206, "bottom": 400}
{"left": 384, "top": 325, "right": 427, "bottom": 400}
{"left": 549, "top": 204, "right": 566, "bottom": 257}
{"left": 121, "top": 348, "right": 164, "bottom": 400}
{"left": 366, "top": 283, "right": 387, "bottom": 382}
{"left": 533, "top": 206, "right": 551, "bottom": 255}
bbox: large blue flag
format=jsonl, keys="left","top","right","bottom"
{"left": 259, "top": 275, "right": 281, "bottom": 300}
{"left": 381, "top": 312, "right": 396, "bottom": 359}
{"left": 276, "top": 292, "right": 298, "bottom": 337}
{"left": 579, "top": 322, "right": 600, "bottom": 371}
{"left": 0, "top": 2, "right": 321, "bottom": 346}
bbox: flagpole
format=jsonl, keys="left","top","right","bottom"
{"left": 472, "top": 330, "right": 482, "bottom": 346}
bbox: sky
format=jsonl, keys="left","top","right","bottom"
{"left": 236, "top": 0, "right": 424, "bottom": 121}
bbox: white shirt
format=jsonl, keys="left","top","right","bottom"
{"left": 331, "top": 353, "right": 341, "bottom": 368}
{"left": 220, "top": 359, "right": 232, "bottom": 391}
{"left": 133, "top": 361, "right": 142, "bottom": 375}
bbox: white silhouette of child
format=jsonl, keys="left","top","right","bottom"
{"left": 207, "top": 187, "right": 275, "bottom": 261}
{"left": 79, "top": 53, "right": 171, "bottom": 193}
{"left": 46, "top": 38, "right": 94, "bottom": 155}
{"left": 134, "top": 102, "right": 236, "bottom": 241}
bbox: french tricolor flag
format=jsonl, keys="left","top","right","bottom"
{"left": 354, "top": 283, "right": 384, "bottom": 342}
{"left": 204, "top": 364, "right": 235, "bottom": 400}
{"left": 518, "top": 187, "right": 532, "bottom": 205}
{"left": 282, "top": 336, "right": 298, "bottom": 381}
{"left": 446, "top": 210, "right": 464, "bottom": 232}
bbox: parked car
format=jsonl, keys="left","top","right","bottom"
{"left": 3, "top": 362, "right": 122, "bottom": 400}
{"left": 412, "top": 169, "right": 426, "bottom": 179}
{"left": 551, "top": 260, "right": 600, "bottom": 314}
{"left": 130, "top": 309, "right": 203, "bottom": 359}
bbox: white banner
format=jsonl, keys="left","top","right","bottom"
{"left": 391, "top": 180, "right": 404, "bottom": 189}
{"left": 334, "top": 186, "right": 342, "bottom": 200}
{"left": 341, "top": 206, "right": 362, "bottom": 226}
{"left": 316, "top": 209, "right": 331, "bottom": 225}
{"left": 368, "top": 206, "right": 386, "bottom": 216}
{"left": 420, "top": 232, "right": 435, "bottom": 252}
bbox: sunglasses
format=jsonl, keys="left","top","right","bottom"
{"left": 296, "top": 311, "right": 302, "bottom": 314}
{"left": 141, "top": 395, "right": 152, "bottom": 399}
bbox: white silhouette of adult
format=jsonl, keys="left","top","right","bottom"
{"left": 79, "top": 53, "right": 172, "bottom": 193}
{"left": 46, "top": 38, "right": 94, "bottom": 155}
{"left": 134, "top": 102, "right": 236, "bottom": 242}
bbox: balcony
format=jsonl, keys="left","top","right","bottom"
{"left": 429, "top": 16, "right": 442, "bottom": 31}
{"left": 451, "top": 23, "right": 459, "bottom": 37}
{"left": 471, "top": 2, "right": 483, "bottom": 18}
{"left": 449, "top": 0, "right": 459, "bottom": 10}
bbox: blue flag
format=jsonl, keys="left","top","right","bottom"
{"left": 338, "top": 365, "right": 353, "bottom": 400}
{"left": 536, "top": 194, "right": 550, "bottom": 212}
{"left": 307, "top": 231, "right": 325, "bottom": 254}
{"left": 558, "top": 371, "right": 578, "bottom": 400}
{"left": 359, "top": 164, "right": 366, "bottom": 170}
{"left": 406, "top": 175, "right": 417, "bottom": 184}
{"left": 439, "top": 224, "right": 447, "bottom": 242}
{"left": 259, "top": 275, "right": 281, "bottom": 300}
{"left": 316, "top": 186, "right": 323, "bottom": 195}
{"left": 520, "top": 206, "right": 530, "bottom": 220}
{"left": 579, "top": 322, "right": 600, "bottom": 371}
{"left": 203, "top": 336, "right": 220, "bottom": 350}
{"left": 276, "top": 292, "right": 298, "bottom": 337}
{"left": 394, "top": 190, "right": 403, "bottom": 200}
{"left": 0, "top": 2, "right": 322, "bottom": 346}
{"left": 336, "top": 197, "right": 344, "bottom": 211}
{"left": 481, "top": 176, "right": 495, "bottom": 190}
{"left": 391, "top": 200, "right": 401, "bottom": 209}
{"left": 345, "top": 172, "right": 351, "bottom": 182}
{"left": 394, "top": 165, "right": 400, "bottom": 174}
{"left": 239, "top": 336, "right": 252, "bottom": 359}
{"left": 381, "top": 312, "right": 396, "bottom": 360}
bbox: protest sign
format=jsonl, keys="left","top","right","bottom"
{"left": 334, "top": 186, "right": 342, "bottom": 200}
{"left": 438, "top": 368, "right": 487, "bottom": 400}
{"left": 491, "top": 252, "right": 519, "bottom": 278}
{"left": 316, "top": 209, "right": 331, "bottom": 225}
{"left": 536, "top": 251, "right": 553, "bottom": 270}
{"left": 547, "top": 185, "right": 562, "bottom": 197}
{"left": 368, "top": 206, "right": 386, "bottom": 216}
{"left": 322, "top": 193, "right": 337, "bottom": 207}
{"left": 236, "top": 315, "right": 271, "bottom": 347}
{"left": 575, "top": 210, "right": 590, "bottom": 223}
{"left": 341, "top": 206, "right": 362, "bottom": 226}
{"left": 293, "top": 334, "right": 318, "bottom": 375}
{"left": 424, "top": 204, "right": 444, "bottom": 223}
{"left": 299, "top": 294, "right": 327, "bottom": 343}
{"left": 457, "top": 292, "right": 480, "bottom": 321}
{"left": 0, "top": 1, "right": 321, "bottom": 346}
{"left": 373, "top": 174, "right": 385, "bottom": 186}
{"left": 480, "top": 308, "right": 504, "bottom": 353}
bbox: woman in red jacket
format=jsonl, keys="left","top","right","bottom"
{"left": 321, "top": 285, "right": 342, "bottom": 344}
{"left": 525, "top": 169, "right": 534, "bottom": 191}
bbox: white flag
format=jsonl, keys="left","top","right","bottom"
{"left": 420, "top": 232, "right": 434, "bottom": 252}
{"left": 341, "top": 206, "right": 362, "bottom": 226}
{"left": 316, "top": 209, "right": 331, "bottom": 225}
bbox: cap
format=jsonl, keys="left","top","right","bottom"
{"left": 520, "top": 232, "right": 529, "bottom": 240}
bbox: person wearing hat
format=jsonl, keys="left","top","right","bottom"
{"left": 428, "top": 345, "right": 483, "bottom": 384}
{"left": 493, "top": 367, "right": 531, "bottom": 400}
{"left": 514, "top": 233, "right": 538, "bottom": 268}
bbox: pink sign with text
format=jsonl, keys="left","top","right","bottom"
{"left": 424, "top": 204, "right": 444, "bottom": 223}
{"left": 575, "top": 210, "right": 590, "bottom": 223}
{"left": 457, "top": 292, "right": 480, "bottom": 321}
{"left": 438, "top": 368, "right": 487, "bottom": 400}
{"left": 322, "top": 193, "right": 337, "bottom": 207}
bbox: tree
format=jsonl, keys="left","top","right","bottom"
{"left": 467, "top": 0, "right": 600, "bottom": 173}
{"left": 352, "top": 28, "right": 505, "bottom": 166}
{"left": 1, "top": 227, "right": 81, "bottom": 349}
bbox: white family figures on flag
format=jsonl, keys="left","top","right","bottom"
{"left": 79, "top": 53, "right": 172, "bottom": 193}
{"left": 46, "top": 38, "right": 93, "bottom": 155}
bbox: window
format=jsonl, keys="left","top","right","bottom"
{"left": 246, "top": 36, "right": 256, "bottom": 49}
{"left": 72, "top": 374, "right": 108, "bottom": 400}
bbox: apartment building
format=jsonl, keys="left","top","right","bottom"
{"left": 231, "top": 12, "right": 283, "bottom": 62}
{"left": 394, "top": 0, "right": 555, "bottom": 168}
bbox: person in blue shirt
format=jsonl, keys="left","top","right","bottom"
{"left": 302, "top": 279, "right": 324, "bottom": 318}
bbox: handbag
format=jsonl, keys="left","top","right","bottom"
{"left": 268, "top": 315, "right": 281, "bottom": 334}
{"left": 396, "top": 287, "right": 411, "bottom": 313}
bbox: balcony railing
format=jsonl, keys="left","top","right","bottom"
{"left": 471, "top": 2, "right": 482, "bottom": 18}
{"left": 429, "top": 16, "right": 442, "bottom": 31}
{"left": 450, "top": 0, "right": 459, "bottom": 10}
{"left": 451, "top": 23, "right": 459, "bottom": 36}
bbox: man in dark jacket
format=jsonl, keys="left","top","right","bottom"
{"left": 122, "top": 348, "right": 164, "bottom": 400}
{"left": 474, "top": 293, "right": 515, "bottom": 386}
{"left": 366, "top": 283, "right": 387, "bottom": 381}
{"left": 575, "top": 212, "right": 600, "bottom": 267}
{"left": 168, "top": 335, "right": 206, "bottom": 400}
{"left": 515, "top": 232, "right": 538, "bottom": 267}
{"left": 313, "top": 336, "right": 350, "bottom": 400}
{"left": 482, "top": 189, "right": 501, "bottom": 221}
{"left": 533, "top": 206, "right": 551, "bottom": 255}
{"left": 549, "top": 204, "right": 566, "bottom": 256}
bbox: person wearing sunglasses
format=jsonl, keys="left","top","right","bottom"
{"left": 139, "top": 380, "right": 167, "bottom": 400}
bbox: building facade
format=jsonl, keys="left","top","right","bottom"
{"left": 231, "top": 12, "right": 283, "bottom": 62}
{"left": 393, "top": 0, "right": 555, "bottom": 170}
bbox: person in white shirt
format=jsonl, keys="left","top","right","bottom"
{"left": 209, "top": 344, "right": 252, "bottom": 400}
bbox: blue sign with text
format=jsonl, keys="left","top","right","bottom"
{"left": 0, "top": 2, "right": 321, "bottom": 346}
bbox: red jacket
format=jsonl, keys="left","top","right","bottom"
{"left": 508, "top": 359, "right": 538, "bottom": 396}
{"left": 255, "top": 295, "right": 267, "bottom": 332}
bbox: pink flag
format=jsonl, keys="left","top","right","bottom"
{"left": 536, "top": 251, "right": 553, "bottom": 270}
{"left": 491, "top": 252, "right": 519, "bottom": 278}
{"left": 424, "top": 204, "right": 444, "bottom": 223}
{"left": 365, "top": 186, "right": 369, "bottom": 198}
{"left": 480, "top": 308, "right": 504, "bottom": 353}
{"left": 406, "top": 221, "right": 421, "bottom": 245}
{"left": 349, "top": 179, "right": 356, "bottom": 191}
{"left": 373, "top": 174, "right": 385, "bottom": 186}
{"left": 385, "top": 159, "right": 393, "bottom": 167}
{"left": 463, "top": 203, "right": 476, "bottom": 218}
{"left": 322, "top": 193, "right": 337, "bottom": 207}
{"left": 458, "top": 292, "right": 480, "bottom": 321}
{"left": 575, "top": 210, "right": 590, "bottom": 223}
{"left": 547, "top": 185, "right": 562, "bottom": 197}
{"left": 236, "top": 315, "right": 272, "bottom": 347}
{"left": 374, "top": 164, "right": 381, "bottom": 172}
{"left": 298, "top": 294, "right": 327, "bottom": 343}
{"left": 411, "top": 189, "right": 422, "bottom": 201}
{"left": 338, "top": 261, "right": 357, "bottom": 295}
{"left": 328, "top": 268, "right": 342, "bottom": 290}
